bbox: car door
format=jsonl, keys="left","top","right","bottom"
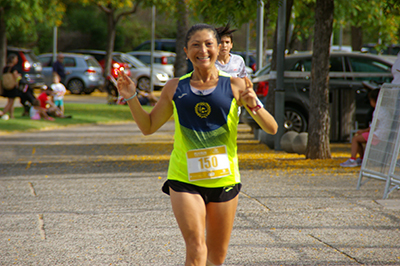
{"left": 63, "top": 56, "right": 77, "bottom": 84}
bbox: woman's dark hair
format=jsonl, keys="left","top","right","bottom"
{"left": 215, "top": 23, "right": 237, "bottom": 43}
{"left": 7, "top": 53, "right": 17, "bottom": 64}
{"left": 185, "top": 23, "right": 220, "bottom": 48}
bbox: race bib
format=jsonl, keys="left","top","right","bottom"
{"left": 187, "top": 145, "right": 231, "bottom": 181}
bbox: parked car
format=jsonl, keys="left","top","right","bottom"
{"left": 242, "top": 52, "right": 395, "bottom": 141}
{"left": 6, "top": 47, "right": 45, "bottom": 89}
{"left": 67, "top": 50, "right": 132, "bottom": 80}
{"left": 128, "top": 51, "right": 175, "bottom": 78}
{"left": 119, "top": 53, "right": 171, "bottom": 91}
{"left": 37, "top": 53, "right": 105, "bottom": 94}
{"left": 362, "top": 43, "right": 400, "bottom": 55}
{"left": 133, "top": 39, "right": 176, "bottom": 52}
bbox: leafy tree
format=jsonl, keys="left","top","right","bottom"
{"left": 0, "top": 0, "right": 65, "bottom": 69}
{"left": 72, "top": 0, "right": 142, "bottom": 79}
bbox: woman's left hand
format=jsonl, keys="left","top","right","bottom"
{"left": 239, "top": 77, "right": 258, "bottom": 108}
{"left": 117, "top": 70, "right": 137, "bottom": 100}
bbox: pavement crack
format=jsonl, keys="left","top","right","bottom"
{"left": 37, "top": 214, "right": 46, "bottom": 240}
{"left": 240, "top": 191, "right": 271, "bottom": 211}
{"left": 308, "top": 234, "right": 363, "bottom": 264}
{"left": 28, "top": 182, "right": 37, "bottom": 196}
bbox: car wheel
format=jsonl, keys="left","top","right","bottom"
{"left": 284, "top": 107, "right": 308, "bottom": 132}
{"left": 67, "top": 79, "right": 84, "bottom": 94}
{"left": 83, "top": 87, "right": 95, "bottom": 95}
{"left": 137, "top": 77, "right": 150, "bottom": 92}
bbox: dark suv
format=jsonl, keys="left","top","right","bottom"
{"left": 243, "top": 52, "right": 395, "bottom": 142}
{"left": 6, "top": 47, "right": 45, "bottom": 89}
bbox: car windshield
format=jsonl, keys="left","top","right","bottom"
{"left": 122, "top": 54, "right": 147, "bottom": 68}
{"left": 28, "top": 51, "right": 39, "bottom": 62}
{"left": 112, "top": 55, "right": 127, "bottom": 63}
{"left": 86, "top": 57, "right": 102, "bottom": 68}
{"left": 38, "top": 56, "right": 52, "bottom": 67}
{"left": 348, "top": 57, "right": 391, "bottom": 72}
{"left": 254, "top": 63, "right": 271, "bottom": 76}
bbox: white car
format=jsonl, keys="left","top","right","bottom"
{"left": 128, "top": 51, "right": 175, "bottom": 78}
{"left": 119, "top": 53, "right": 171, "bottom": 91}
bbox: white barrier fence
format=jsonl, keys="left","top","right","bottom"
{"left": 357, "top": 84, "right": 400, "bottom": 199}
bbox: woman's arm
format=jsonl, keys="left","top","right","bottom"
{"left": 231, "top": 77, "right": 278, "bottom": 135}
{"left": 117, "top": 71, "right": 177, "bottom": 135}
{"left": 12, "top": 67, "right": 21, "bottom": 80}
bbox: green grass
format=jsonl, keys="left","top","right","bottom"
{"left": 0, "top": 103, "right": 153, "bottom": 134}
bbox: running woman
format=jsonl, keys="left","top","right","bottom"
{"left": 117, "top": 23, "right": 277, "bottom": 266}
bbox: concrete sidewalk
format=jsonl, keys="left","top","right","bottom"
{"left": 0, "top": 121, "right": 399, "bottom": 265}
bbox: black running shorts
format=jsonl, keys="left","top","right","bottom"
{"left": 162, "top": 180, "right": 241, "bottom": 204}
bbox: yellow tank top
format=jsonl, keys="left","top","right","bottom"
{"left": 167, "top": 72, "right": 240, "bottom": 188}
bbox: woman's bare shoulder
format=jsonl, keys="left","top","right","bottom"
{"left": 159, "top": 78, "right": 180, "bottom": 99}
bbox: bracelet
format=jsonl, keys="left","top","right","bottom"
{"left": 247, "top": 98, "right": 264, "bottom": 115}
{"left": 247, "top": 104, "right": 262, "bottom": 114}
{"left": 124, "top": 91, "right": 137, "bottom": 101}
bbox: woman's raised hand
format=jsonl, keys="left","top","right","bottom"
{"left": 117, "top": 70, "right": 137, "bottom": 99}
{"left": 239, "top": 77, "right": 258, "bottom": 108}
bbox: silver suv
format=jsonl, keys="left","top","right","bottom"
{"left": 242, "top": 52, "right": 395, "bottom": 141}
{"left": 38, "top": 53, "right": 105, "bottom": 94}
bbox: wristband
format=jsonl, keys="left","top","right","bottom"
{"left": 124, "top": 91, "right": 137, "bottom": 101}
{"left": 247, "top": 98, "right": 264, "bottom": 114}
{"left": 247, "top": 104, "right": 262, "bottom": 114}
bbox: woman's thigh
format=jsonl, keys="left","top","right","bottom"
{"left": 169, "top": 189, "right": 207, "bottom": 242}
{"left": 206, "top": 195, "right": 239, "bottom": 260}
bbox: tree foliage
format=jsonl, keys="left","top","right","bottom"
{"left": 0, "top": 0, "right": 65, "bottom": 69}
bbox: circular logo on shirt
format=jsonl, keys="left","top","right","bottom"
{"left": 195, "top": 102, "right": 211, "bottom": 118}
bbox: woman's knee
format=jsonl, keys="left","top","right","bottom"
{"left": 185, "top": 238, "right": 207, "bottom": 263}
{"left": 185, "top": 236, "right": 207, "bottom": 254}
{"left": 207, "top": 248, "right": 228, "bottom": 266}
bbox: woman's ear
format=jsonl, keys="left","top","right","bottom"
{"left": 183, "top": 47, "right": 188, "bottom": 60}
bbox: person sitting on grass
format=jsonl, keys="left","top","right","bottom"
{"left": 29, "top": 99, "right": 54, "bottom": 121}
{"left": 340, "top": 89, "right": 388, "bottom": 167}
{"left": 37, "top": 86, "right": 64, "bottom": 118}
{"left": 137, "top": 90, "right": 158, "bottom": 106}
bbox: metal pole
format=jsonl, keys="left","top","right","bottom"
{"left": 53, "top": 26, "right": 57, "bottom": 62}
{"left": 256, "top": 1, "right": 264, "bottom": 71}
{"left": 150, "top": 5, "right": 155, "bottom": 92}
{"left": 245, "top": 23, "right": 250, "bottom": 67}
{"left": 274, "top": 0, "right": 287, "bottom": 150}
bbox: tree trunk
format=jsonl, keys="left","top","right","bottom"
{"left": 105, "top": 10, "right": 116, "bottom": 80}
{"left": 351, "top": 26, "right": 363, "bottom": 51}
{"left": 0, "top": 7, "right": 6, "bottom": 72}
{"left": 306, "top": 0, "right": 334, "bottom": 159}
{"left": 174, "top": 0, "right": 188, "bottom": 77}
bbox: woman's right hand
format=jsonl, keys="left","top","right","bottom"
{"left": 117, "top": 70, "right": 136, "bottom": 99}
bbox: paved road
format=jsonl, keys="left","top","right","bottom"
{"left": 1, "top": 121, "right": 399, "bottom": 265}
